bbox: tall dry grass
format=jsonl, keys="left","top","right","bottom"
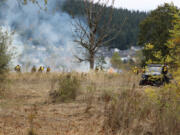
{"left": 103, "top": 84, "right": 180, "bottom": 135}
{"left": 0, "top": 71, "right": 179, "bottom": 135}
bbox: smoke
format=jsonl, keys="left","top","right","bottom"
{"left": 0, "top": 0, "right": 89, "bottom": 72}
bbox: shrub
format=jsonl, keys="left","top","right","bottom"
{"left": 104, "top": 84, "right": 180, "bottom": 135}
{"left": 103, "top": 84, "right": 145, "bottom": 134}
{"left": 100, "top": 89, "right": 115, "bottom": 103}
{"left": 49, "top": 73, "right": 80, "bottom": 102}
{"left": 144, "top": 86, "right": 180, "bottom": 135}
{"left": 84, "top": 83, "right": 96, "bottom": 113}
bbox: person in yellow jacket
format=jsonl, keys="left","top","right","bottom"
{"left": 141, "top": 68, "right": 145, "bottom": 73}
{"left": 38, "top": 66, "right": 44, "bottom": 73}
{"left": 132, "top": 66, "right": 139, "bottom": 75}
{"left": 14, "top": 65, "right": 21, "bottom": 73}
{"left": 162, "top": 65, "right": 168, "bottom": 74}
{"left": 162, "top": 65, "right": 169, "bottom": 83}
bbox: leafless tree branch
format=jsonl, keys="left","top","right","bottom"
{"left": 73, "top": 0, "right": 124, "bottom": 69}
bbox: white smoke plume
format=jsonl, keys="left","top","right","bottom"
{"left": 0, "top": 0, "right": 89, "bottom": 72}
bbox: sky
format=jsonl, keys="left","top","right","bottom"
{"left": 113, "top": 0, "right": 180, "bottom": 11}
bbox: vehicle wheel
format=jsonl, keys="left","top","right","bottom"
{"left": 139, "top": 80, "right": 145, "bottom": 85}
{"left": 154, "top": 80, "right": 163, "bottom": 87}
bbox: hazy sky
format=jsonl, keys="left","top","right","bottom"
{"left": 113, "top": 0, "right": 180, "bottom": 11}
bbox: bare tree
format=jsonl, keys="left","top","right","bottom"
{"left": 73, "top": 0, "right": 125, "bottom": 70}
{"left": 16, "top": 0, "right": 47, "bottom": 9}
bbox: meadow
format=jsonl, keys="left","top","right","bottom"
{"left": 0, "top": 72, "right": 179, "bottom": 135}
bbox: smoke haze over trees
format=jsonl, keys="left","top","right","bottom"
{"left": 0, "top": 0, "right": 147, "bottom": 71}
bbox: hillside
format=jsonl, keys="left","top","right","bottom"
{"left": 61, "top": 0, "right": 147, "bottom": 50}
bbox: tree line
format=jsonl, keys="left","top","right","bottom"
{"left": 61, "top": 0, "right": 147, "bottom": 50}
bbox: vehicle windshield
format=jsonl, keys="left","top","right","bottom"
{"left": 146, "top": 66, "right": 162, "bottom": 73}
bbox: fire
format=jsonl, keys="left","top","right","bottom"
{"left": 108, "top": 67, "right": 115, "bottom": 74}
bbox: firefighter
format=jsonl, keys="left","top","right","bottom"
{"left": 14, "top": 65, "right": 21, "bottom": 73}
{"left": 162, "top": 65, "right": 168, "bottom": 75}
{"left": 38, "top": 66, "right": 44, "bottom": 73}
{"left": 31, "top": 65, "right": 37, "bottom": 73}
{"left": 162, "top": 65, "right": 169, "bottom": 83}
{"left": 46, "top": 66, "right": 51, "bottom": 73}
{"left": 100, "top": 66, "right": 104, "bottom": 71}
{"left": 95, "top": 66, "right": 99, "bottom": 72}
{"left": 141, "top": 67, "right": 145, "bottom": 73}
{"left": 133, "top": 66, "right": 139, "bottom": 75}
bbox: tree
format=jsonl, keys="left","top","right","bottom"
{"left": 62, "top": 0, "right": 147, "bottom": 50}
{"left": 0, "top": 27, "right": 12, "bottom": 75}
{"left": 21, "top": 0, "right": 47, "bottom": 5}
{"left": 138, "top": 3, "right": 179, "bottom": 64}
{"left": 73, "top": 0, "right": 124, "bottom": 69}
{"left": 96, "top": 55, "right": 106, "bottom": 70}
{"left": 133, "top": 50, "right": 144, "bottom": 67}
{"left": 0, "top": 27, "right": 12, "bottom": 93}
{"left": 165, "top": 11, "right": 180, "bottom": 68}
{"left": 15, "top": 0, "right": 48, "bottom": 10}
{"left": 110, "top": 52, "right": 122, "bottom": 69}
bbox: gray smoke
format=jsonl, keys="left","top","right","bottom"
{"left": 0, "top": 0, "right": 89, "bottom": 72}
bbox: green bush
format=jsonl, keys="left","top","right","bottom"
{"left": 49, "top": 74, "right": 80, "bottom": 102}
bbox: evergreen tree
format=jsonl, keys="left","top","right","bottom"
{"left": 110, "top": 52, "right": 122, "bottom": 69}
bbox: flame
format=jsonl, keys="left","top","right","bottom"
{"left": 108, "top": 68, "right": 115, "bottom": 74}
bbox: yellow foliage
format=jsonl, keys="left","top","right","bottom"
{"left": 144, "top": 43, "right": 154, "bottom": 50}
{"left": 166, "top": 40, "right": 175, "bottom": 48}
{"left": 145, "top": 88, "right": 159, "bottom": 103}
{"left": 44, "top": 0, "right": 48, "bottom": 5}
{"left": 153, "top": 50, "right": 162, "bottom": 59}
{"left": 146, "top": 59, "right": 153, "bottom": 64}
{"left": 165, "top": 55, "right": 173, "bottom": 63}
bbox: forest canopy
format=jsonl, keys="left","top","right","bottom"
{"left": 61, "top": 0, "right": 147, "bottom": 50}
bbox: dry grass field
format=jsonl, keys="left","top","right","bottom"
{"left": 0, "top": 72, "right": 179, "bottom": 135}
